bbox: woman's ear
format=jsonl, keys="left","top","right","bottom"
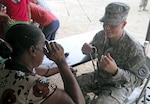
{"left": 28, "top": 45, "right": 36, "bottom": 57}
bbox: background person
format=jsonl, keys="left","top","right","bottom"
{"left": 0, "top": 24, "right": 85, "bottom": 104}
{"left": 139, "top": 0, "right": 149, "bottom": 11}
{"left": 0, "top": 0, "right": 31, "bottom": 33}
{"left": 30, "top": 1, "right": 59, "bottom": 41}
{"left": 0, "top": 3, "right": 6, "bottom": 39}
{"left": 77, "top": 2, "right": 149, "bottom": 104}
{"left": 30, "top": 0, "right": 51, "bottom": 12}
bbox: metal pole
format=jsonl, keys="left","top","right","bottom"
{"left": 136, "top": 75, "right": 150, "bottom": 104}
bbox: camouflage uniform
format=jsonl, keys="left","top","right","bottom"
{"left": 77, "top": 30, "right": 149, "bottom": 104}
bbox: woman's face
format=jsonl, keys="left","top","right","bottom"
{"left": 33, "top": 35, "right": 45, "bottom": 68}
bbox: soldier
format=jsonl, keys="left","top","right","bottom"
{"left": 77, "top": 2, "right": 149, "bottom": 104}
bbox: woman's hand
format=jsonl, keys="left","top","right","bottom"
{"left": 70, "top": 67, "right": 77, "bottom": 77}
{"left": 5, "top": 14, "right": 14, "bottom": 24}
{"left": 43, "top": 41, "right": 65, "bottom": 64}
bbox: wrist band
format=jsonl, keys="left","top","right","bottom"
{"left": 44, "top": 66, "right": 50, "bottom": 77}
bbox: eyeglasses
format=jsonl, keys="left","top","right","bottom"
{"left": 103, "top": 24, "right": 118, "bottom": 28}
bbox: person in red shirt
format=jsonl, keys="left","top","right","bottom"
{"left": 30, "top": 2, "right": 59, "bottom": 41}
{"left": 0, "top": 3, "right": 6, "bottom": 39}
{"left": 0, "top": 0, "right": 31, "bottom": 33}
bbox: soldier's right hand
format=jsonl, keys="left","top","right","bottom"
{"left": 81, "top": 43, "right": 93, "bottom": 55}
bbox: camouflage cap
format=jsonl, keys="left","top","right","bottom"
{"left": 100, "top": 2, "right": 130, "bottom": 25}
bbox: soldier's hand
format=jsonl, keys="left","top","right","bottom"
{"left": 100, "top": 53, "right": 118, "bottom": 75}
{"left": 81, "top": 43, "right": 93, "bottom": 55}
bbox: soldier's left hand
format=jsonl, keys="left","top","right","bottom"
{"left": 100, "top": 53, "right": 118, "bottom": 74}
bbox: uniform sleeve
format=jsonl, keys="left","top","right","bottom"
{"left": 90, "top": 30, "right": 106, "bottom": 58}
{"left": 112, "top": 53, "right": 149, "bottom": 88}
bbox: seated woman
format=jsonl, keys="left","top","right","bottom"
{"left": 0, "top": 24, "right": 85, "bottom": 104}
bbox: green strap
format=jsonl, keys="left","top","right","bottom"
{"left": 0, "top": 58, "right": 8, "bottom": 64}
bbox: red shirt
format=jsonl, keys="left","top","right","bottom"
{"left": 0, "top": 0, "right": 29, "bottom": 22}
{"left": 30, "top": 2, "right": 57, "bottom": 26}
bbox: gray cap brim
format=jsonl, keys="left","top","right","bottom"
{"left": 99, "top": 16, "right": 124, "bottom": 26}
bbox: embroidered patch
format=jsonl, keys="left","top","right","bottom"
{"left": 138, "top": 67, "right": 147, "bottom": 77}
